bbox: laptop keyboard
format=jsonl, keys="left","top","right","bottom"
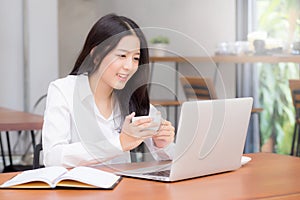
{"left": 143, "top": 170, "right": 170, "bottom": 177}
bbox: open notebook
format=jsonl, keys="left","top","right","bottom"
{"left": 0, "top": 166, "right": 122, "bottom": 189}
{"left": 116, "top": 98, "right": 253, "bottom": 182}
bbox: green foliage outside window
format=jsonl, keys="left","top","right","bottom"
{"left": 257, "top": 0, "right": 300, "bottom": 154}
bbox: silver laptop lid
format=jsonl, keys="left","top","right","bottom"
{"left": 169, "top": 97, "right": 253, "bottom": 181}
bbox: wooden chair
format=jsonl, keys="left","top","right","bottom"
{"left": 180, "top": 76, "right": 217, "bottom": 100}
{"left": 289, "top": 80, "right": 300, "bottom": 156}
{"left": 180, "top": 76, "right": 263, "bottom": 115}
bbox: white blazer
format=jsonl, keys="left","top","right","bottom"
{"left": 42, "top": 74, "right": 174, "bottom": 167}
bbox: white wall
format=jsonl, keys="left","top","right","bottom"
{"left": 107, "top": 0, "right": 235, "bottom": 56}
{"left": 58, "top": 0, "right": 111, "bottom": 77}
{"left": 0, "top": 0, "right": 59, "bottom": 111}
{"left": 0, "top": 1, "right": 24, "bottom": 110}
{"left": 25, "top": 0, "right": 59, "bottom": 111}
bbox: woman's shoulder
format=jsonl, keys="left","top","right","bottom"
{"left": 50, "top": 75, "right": 77, "bottom": 88}
{"left": 46, "top": 75, "right": 81, "bottom": 106}
{"left": 47, "top": 75, "right": 79, "bottom": 97}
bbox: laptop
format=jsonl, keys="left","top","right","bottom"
{"left": 116, "top": 97, "right": 253, "bottom": 182}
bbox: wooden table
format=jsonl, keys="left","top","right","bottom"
{"left": 0, "top": 107, "right": 43, "bottom": 172}
{"left": 0, "top": 153, "right": 299, "bottom": 199}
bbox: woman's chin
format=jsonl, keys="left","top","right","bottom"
{"left": 113, "top": 82, "right": 126, "bottom": 90}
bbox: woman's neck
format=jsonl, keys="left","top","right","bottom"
{"left": 89, "top": 74, "right": 114, "bottom": 119}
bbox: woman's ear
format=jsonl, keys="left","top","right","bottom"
{"left": 90, "top": 47, "right": 101, "bottom": 65}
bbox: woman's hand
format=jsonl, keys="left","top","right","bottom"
{"left": 152, "top": 120, "right": 175, "bottom": 148}
{"left": 120, "top": 112, "right": 156, "bottom": 151}
{"left": 119, "top": 133, "right": 143, "bottom": 152}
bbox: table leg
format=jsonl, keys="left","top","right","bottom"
{"left": 30, "top": 130, "right": 36, "bottom": 150}
{"left": 175, "top": 105, "right": 178, "bottom": 131}
{"left": 0, "top": 132, "right": 7, "bottom": 167}
{"left": 149, "top": 61, "right": 155, "bottom": 93}
{"left": 166, "top": 106, "right": 170, "bottom": 120}
{"left": 213, "top": 63, "right": 220, "bottom": 85}
{"left": 296, "top": 127, "right": 300, "bottom": 156}
{"left": 175, "top": 62, "right": 179, "bottom": 100}
{"left": 174, "top": 62, "right": 179, "bottom": 130}
{"left": 5, "top": 131, "right": 13, "bottom": 166}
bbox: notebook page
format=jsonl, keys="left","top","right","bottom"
{"left": 55, "top": 166, "right": 121, "bottom": 188}
{"left": 0, "top": 166, "right": 67, "bottom": 188}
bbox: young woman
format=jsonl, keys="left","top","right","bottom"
{"left": 42, "top": 14, "right": 175, "bottom": 167}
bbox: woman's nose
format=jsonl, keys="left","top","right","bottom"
{"left": 123, "top": 58, "right": 134, "bottom": 70}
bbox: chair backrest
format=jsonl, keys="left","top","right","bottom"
{"left": 33, "top": 143, "right": 43, "bottom": 169}
{"left": 32, "top": 94, "right": 47, "bottom": 169}
{"left": 180, "top": 76, "right": 217, "bottom": 100}
{"left": 289, "top": 80, "right": 300, "bottom": 117}
{"left": 32, "top": 94, "right": 47, "bottom": 115}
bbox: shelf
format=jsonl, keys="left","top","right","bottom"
{"left": 150, "top": 55, "right": 300, "bottom": 64}
{"left": 150, "top": 100, "right": 262, "bottom": 114}
{"left": 150, "top": 100, "right": 182, "bottom": 107}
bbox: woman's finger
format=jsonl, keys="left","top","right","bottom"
{"left": 125, "top": 112, "right": 135, "bottom": 124}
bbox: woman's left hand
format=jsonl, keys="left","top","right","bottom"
{"left": 152, "top": 120, "right": 175, "bottom": 148}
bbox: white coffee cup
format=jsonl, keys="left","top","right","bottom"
{"left": 132, "top": 112, "right": 162, "bottom": 132}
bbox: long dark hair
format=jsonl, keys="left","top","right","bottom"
{"left": 70, "top": 14, "right": 150, "bottom": 119}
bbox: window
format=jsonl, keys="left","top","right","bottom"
{"left": 255, "top": 0, "right": 300, "bottom": 154}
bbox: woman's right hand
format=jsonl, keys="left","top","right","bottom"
{"left": 120, "top": 112, "right": 156, "bottom": 151}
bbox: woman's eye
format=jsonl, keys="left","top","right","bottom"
{"left": 134, "top": 57, "right": 140, "bottom": 61}
{"left": 117, "top": 54, "right": 126, "bottom": 58}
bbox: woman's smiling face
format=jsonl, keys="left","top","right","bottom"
{"left": 97, "top": 35, "right": 141, "bottom": 90}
